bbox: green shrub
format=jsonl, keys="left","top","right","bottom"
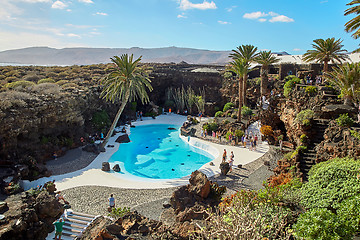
{"left": 199, "top": 189, "right": 296, "bottom": 239}
{"left": 290, "top": 146, "right": 307, "bottom": 159}
{"left": 23, "top": 74, "right": 40, "bottom": 82}
{"left": 55, "top": 80, "right": 69, "bottom": 86}
{"left": 92, "top": 110, "right": 111, "bottom": 131}
{"left": 293, "top": 208, "right": 353, "bottom": 240}
{"left": 214, "top": 111, "right": 223, "bottom": 117}
{"left": 336, "top": 113, "right": 354, "bottom": 127}
{"left": 300, "top": 157, "right": 360, "bottom": 210}
{"left": 38, "top": 78, "right": 55, "bottom": 84}
{"left": 350, "top": 130, "right": 360, "bottom": 141}
{"left": 108, "top": 207, "right": 130, "bottom": 219}
{"left": 295, "top": 109, "right": 314, "bottom": 125}
{"left": 5, "top": 80, "right": 35, "bottom": 89}
{"left": 338, "top": 195, "right": 360, "bottom": 233}
{"left": 61, "top": 83, "right": 79, "bottom": 89}
{"left": 223, "top": 102, "right": 235, "bottom": 112}
{"left": 283, "top": 75, "right": 301, "bottom": 97}
{"left": 203, "top": 122, "right": 218, "bottom": 133}
{"left": 231, "top": 113, "right": 237, "bottom": 119}
{"left": 305, "top": 86, "right": 318, "bottom": 95}
{"left": 300, "top": 134, "right": 308, "bottom": 143}
{"left": 235, "top": 129, "right": 244, "bottom": 138}
{"left": 31, "top": 83, "right": 61, "bottom": 95}
{"left": 241, "top": 106, "right": 253, "bottom": 117}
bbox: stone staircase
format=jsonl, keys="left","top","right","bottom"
{"left": 320, "top": 86, "right": 338, "bottom": 101}
{"left": 299, "top": 119, "right": 329, "bottom": 180}
{"left": 46, "top": 210, "right": 97, "bottom": 240}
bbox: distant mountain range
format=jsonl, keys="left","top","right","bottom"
{"left": 0, "top": 46, "right": 290, "bottom": 66}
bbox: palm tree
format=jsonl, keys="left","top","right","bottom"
{"left": 345, "top": 0, "right": 360, "bottom": 39}
{"left": 325, "top": 62, "right": 360, "bottom": 106}
{"left": 230, "top": 45, "right": 258, "bottom": 105}
{"left": 100, "top": 54, "right": 153, "bottom": 147}
{"left": 302, "top": 38, "right": 349, "bottom": 73}
{"left": 227, "top": 58, "right": 252, "bottom": 121}
{"left": 255, "top": 51, "right": 279, "bottom": 96}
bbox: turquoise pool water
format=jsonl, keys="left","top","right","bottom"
{"left": 108, "top": 124, "right": 214, "bottom": 179}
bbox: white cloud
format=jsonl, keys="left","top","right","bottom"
{"left": 179, "top": 0, "right": 217, "bottom": 11}
{"left": 78, "top": 0, "right": 93, "bottom": 3}
{"left": 243, "top": 11, "right": 267, "bottom": 19}
{"left": 243, "top": 11, "right": 294, "bottom": 23}
{"left": 293, "top": 48, "right": 302, "bottom": 51}
{"left": 94, "top": 12, "right": 108, "bottom": 16}
{"left": 0, "top": 1, "right": 22, "bottom": 20}
{"left": 67, "top": 33, "right": 81, "bottom": 38}
{"left": 52, "top": 1, "right": 67, "bottom": 9}
{"left": 177, "top": 14, "right": 187, "bottom": 18}
{"left": 269, "top": 15, "right": 294, "bottom": 23}
{"left": 226, "top": 6, "right": 237, "bottom": 12}
{"left": 320, "top": 0, "right": 328, "bottom": 3}
{"left": 218, "top": 20, "right": 231, "bottom": 25}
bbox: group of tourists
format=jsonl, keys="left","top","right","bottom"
{"left": 222, "top": 149, "right": 234, "bottom": 172}
{"left": 241, "top": 132, "right": 259, "bottom": 151}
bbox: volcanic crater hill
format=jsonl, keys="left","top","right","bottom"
{"left": 0, "top": 63, "right": 226, "bottom": 182}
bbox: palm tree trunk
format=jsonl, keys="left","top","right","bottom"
{"left": 101, "top": 89, "right": 131, "bottom": 148}
{"left": 243, "top": 74, "right": 247, "bottom": 106}
{"left": 260, "top": 66, "right": 269, "bottom": 96}
{"left": 323, "top": 61, "right": 329, "bottom": 74}
{"left": 237, "top": 77, "right": 243, "bottom": 121}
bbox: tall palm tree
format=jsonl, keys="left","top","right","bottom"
{"left": 255, "top": 51, "right": 279, "bottom": 96}
{"left": 345, "top": 0, "right": 360, "bottom": 40}
{"left": 227, "top": 58, "right": 252, "bottom": 121}
{"left": 230, "top": 45, "right": 258, "bottom": 105}
{"left": 302, "top": 38, "right": 349, "bottom": 73}
{"left": 325, "top": 62, "right": 360, "bottom": 106}
{"left": 100, "top": 54, "right": 153, "bottom": 148}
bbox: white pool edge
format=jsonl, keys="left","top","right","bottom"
{"left": 20, "top": 114, "right": 269, "bottom": 191}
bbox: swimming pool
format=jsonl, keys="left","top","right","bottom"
{"left": 108, "top": 124, "right": 214, "bottom": 179}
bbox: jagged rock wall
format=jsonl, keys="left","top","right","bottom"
{"left": 0, "top": 63, "right": 226, "bottom": 178}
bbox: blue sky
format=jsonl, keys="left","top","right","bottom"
{"left": 0, "top": 0, "right": 358, "bottom": 54}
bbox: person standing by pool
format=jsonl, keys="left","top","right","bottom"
{"left": 53, "top": 218, "right": 65, "bottom": 240}
{"left": 222, "top": 149, "right": 227, "bottom": 162}
{"left": 228, "top": 153, "right": 234, "bottom": 172}
{"left": 108, "top": 194, "right": 115, "bottom": 212}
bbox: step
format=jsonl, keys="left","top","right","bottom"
{"left": 71, "top": 211, "right": 96, "bottom": 219}
{"left": 67, "top": 214, "right": 95, "bottom": 221}
{"left": 67, "top": 214, "right": 93, "bottom": 222}
{"left": 65, "top": 217, "right": 90, "bottom": 226}
{"left": 63, "top": 226, "right": 82, "bottom": 234}
{"left": 64, "top": 222, "right": 88, "bottom": 230}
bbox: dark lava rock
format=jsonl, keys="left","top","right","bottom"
{"left": 113, "top": 164, "right": 121, "bottom": 172}
{"left": 220, "top": 162, "right": 230, "bottom": 176}
{"left": 82, "top": 143, "right": 101, "bottom": 154}
{"left": 102, "top": 162, "right": 110, "bottom": 172}
{"left": 115, "top": 134, "right": 130, "bottom": 143}
{"left": 320, "top": 104, "right": 357, "bottom": 119}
